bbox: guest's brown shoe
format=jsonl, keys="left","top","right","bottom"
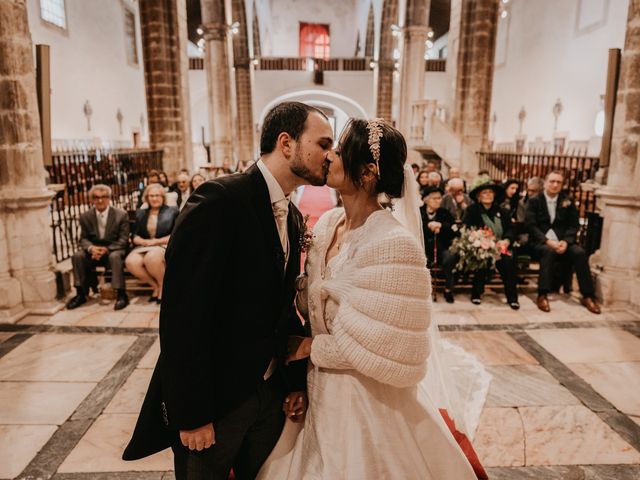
{"left": 536, "top": 295, "right": 551, "bottom": 312}
{"left": 581, "top": 297, "right": 601, "bottom": 314}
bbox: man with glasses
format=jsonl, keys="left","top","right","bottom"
{"left": 67, "top": 184, "right": 131, "bottom": 310}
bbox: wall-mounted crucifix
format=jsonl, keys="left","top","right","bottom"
{"left": 83, "top": 100, "right": 92, "bottom": 132}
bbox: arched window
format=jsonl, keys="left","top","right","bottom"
{"left": 299, "top": 23, "right": 330, "bottom": 59}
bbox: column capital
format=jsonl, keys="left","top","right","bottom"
{"left": 234, "top": 57, "right": 252, "bottom": 68}
{"left": 377, "top": 59, "right": 396, "bottom": 71}
{"left": 202, "top": 22, "right": 228, "bottom": 41}
{"left": 404, "top": 25, "right": 430, "bottom": 38}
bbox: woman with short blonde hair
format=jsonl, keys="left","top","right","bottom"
{"left": 125, "top": 183, "right": 179, "bottom": 302}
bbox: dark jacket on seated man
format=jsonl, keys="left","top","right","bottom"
{"left": 524, "top": 191, "right": 578, "bottom": 247}
{"left": 132, "top": 205, "right": 180, "bottom": 241}
{"left": 524, "top": 191, "right": 595, "bottom": 298}
{"left": 73, "top": 206, "right": 130, "bottom": 291}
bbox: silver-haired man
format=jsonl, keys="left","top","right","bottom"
{"left": 67, "top": 184, "right": 130, "bottom": 310}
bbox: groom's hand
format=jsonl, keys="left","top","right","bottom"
{"left": 179, "top": 422, "right": 215, "bottom": 451}
{"left": 283, "top": 391, "right": 308, "bottom": 423}
{"left": 286, "top": 336, "right": 312, "bottom": 365}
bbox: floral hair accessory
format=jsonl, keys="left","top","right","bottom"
{"left": 366, "top": 118, "right": 384, "bottom": 178}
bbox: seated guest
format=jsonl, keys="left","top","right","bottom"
{"left": 463, "top": 181, "right": 519, "bottom": 309}
{"left": 523, "top": 176, "right": 544, "bottom": 205}
{"left": 525, "top": 170, "right": 600, "bottom": 314}
{"left": 158, "top": 171, "right": 170, "bottom": 188}
{"left": 125, "top": 184, "right": 179, "bottom": 303}
{"left": 444, "top": 166, "right": 467, "bottom": 192}
{"left": 137, "top": 169, "right": 161, "bottom": 208}
{"left": 411, "top": 163, "right": 420, "bottom": 176}
{"left": 427, "top": 171, "right": 444, "bottom": 189}
{"left": 425, "top": 159, "right": 438, "bottom": 173}
{"left": 67, "top": 185, "right": 130, "bottom": 311}
{"left": 169, "top": 172, "right": 192, "bottom": 210}
{"left": 417, "top": 170, "right": 430, "bottom": 190}
{"left": 190, "top": 173, "right": 206, "bottom": 191}
{"left": 501, "top": 179, "right": 524, "bottom": 222}
{"left": 442, "top": 178, "right": 472, "bottom": 222}
{"left": 420, "top": 186, "right": 458, "bottom": 304}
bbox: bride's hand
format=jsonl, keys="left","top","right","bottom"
{"left": 286, "top": 336, "right": 312, "bottom": 364}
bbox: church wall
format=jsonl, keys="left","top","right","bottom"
{"left": 491, "top": 0, "right": 628, "bottom": 149}
{"left": 25, "top": 0, "right": 149, "bottom": 149}
{"left": 265, "top": 0, "right": 361, "bottom": 57}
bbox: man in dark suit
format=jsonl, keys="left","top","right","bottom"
{"left": 525, "top": 170, "right": 600, "bottom": 314}
{"left": 66, "top": 184, "right": 130, "bottom": 310}
{"left": 123, "top": 102, "right": 334, "bottom": 480}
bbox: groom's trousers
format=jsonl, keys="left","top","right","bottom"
{"left": 171, "top": 375, "right": 286, "bottom": 480}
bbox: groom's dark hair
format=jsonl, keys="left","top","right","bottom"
{"left": 260, "top": 102, "right": 328, "bottom": 156}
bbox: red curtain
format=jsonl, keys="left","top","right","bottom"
{"left": 299, "top": 23, "right": 330, "bottom": 59}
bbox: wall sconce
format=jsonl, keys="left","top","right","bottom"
{"left": 391, "top": 24, "right": 401, "bottom": 37}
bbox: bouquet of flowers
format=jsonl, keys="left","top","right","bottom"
{"left": 449, "top": 226, "right": 502, "bottom": 273}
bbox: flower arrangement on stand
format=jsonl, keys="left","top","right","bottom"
{"left": 449, "top": 226, "right": 504, "bottom": 273}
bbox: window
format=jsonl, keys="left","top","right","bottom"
{"left": 123, "top": 8, "right": 138, "bottom": 65}
{"left": 40, "top": 0, "right": 67, "bottom": 29}
{"left": 299, "top": 23, "right": 330, "bottom": 59}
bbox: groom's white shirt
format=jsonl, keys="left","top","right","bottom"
{"left": 256, "top": 159, "right": 288, "bottom": 381}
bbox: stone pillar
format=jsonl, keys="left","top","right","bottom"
{"left": 0, "top": 0, "right": 58, "bottom": 322}
{"left": 398, "top": 0, "right": 431, "bottom": 137}
{"left": 139, "top": 0, "right": 193, "bottom": 176}
{"left": 376, "top": 0, "right": 399, "bottom": 122}
{"left": 232, "top": 0, "right": 255, "bottom": 164}
{"left": 202, "top": 0, "right": 234, "bottom": 166}
{"left": 451, "top": 0, "right": 499, "bottom": 174}
{"left": 595, "top": 0, "right": 640, "bottom": 310}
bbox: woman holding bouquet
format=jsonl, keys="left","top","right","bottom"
{"left": 462, "top": 180, "right": 520, "bottom": 309}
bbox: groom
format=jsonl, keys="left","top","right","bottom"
{"left": 123, "top": 102, "right": 334, "bottom": 479}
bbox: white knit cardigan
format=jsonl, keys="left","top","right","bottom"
{"left": 304, "top": 208, "right": 432, "bottom": 388}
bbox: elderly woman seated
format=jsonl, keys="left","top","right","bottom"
{"left": 125, "top": 183, "right": 179, "bottom": 302}
{"left": 462, "top": 180, "right": 519, "bottom": 310}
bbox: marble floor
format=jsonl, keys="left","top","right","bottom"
{"left": 1, "top": 292, "right": 639, "bottom": 479}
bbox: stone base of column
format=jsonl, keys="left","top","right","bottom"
{"left": 593, "top": 187, "right": 640, "bottom": 311}
{"left": 595, "top": 268, "right": 640, "bottom": 311}
{"left": 0, "top": 276, "right": 28, "bottom": 324}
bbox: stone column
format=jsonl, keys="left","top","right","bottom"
{"left": 398, "top": 0, "right": 431, "bottom": 137}
{"left": 232, "top": 0, "right": 255, "bottom": 164}
{"left": 139, "top": 0, "right": 193, "bottom": 176}
{"left": 595, "top": 0, "right": 640, "bottom": 309}
{"left": 451, "top": 0, "right": 499, "bottom": 174}
{"left": 0, "top": 0, "right": 58, "bottom": 322}
{"left": 202, "top": 0, "right": 234, "bottom": 166}
{"left": 376, "top": 0, "right": 399, "bottom": 122}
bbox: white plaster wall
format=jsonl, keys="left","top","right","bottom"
{"left": 491, "top": 0, "right": 628, "bottom": 145}
{"left": 252, "top": 70, "right": 375, "bottom": 122}
{"left": 264, "top": 0, "right": 361, "bottom": 57}
{"left": 26, "top": 0, "right": 148, "bottom": 148}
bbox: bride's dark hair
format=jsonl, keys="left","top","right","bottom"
{"left": 338, "top": 118, "right": 406, "bottom": 198}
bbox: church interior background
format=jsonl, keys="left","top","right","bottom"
{"left": 1, "top": 0, "right": 640, "bottom": 478}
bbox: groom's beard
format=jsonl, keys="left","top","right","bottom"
{"left": 290, "top": 144, "right": 328, "bottom": 186}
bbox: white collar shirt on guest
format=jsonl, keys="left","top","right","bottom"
{"left": 96, "top": 206, "right": 110, "bottom": 239}
{"left": 543, "top": 193, "right": 559, "bottom": 242}
{"left": 256, "top": 160, "right": 290, "bottom": 264}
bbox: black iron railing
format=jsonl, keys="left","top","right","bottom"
{"left": 47, "top": 148, "right": 163, "bottom": 263}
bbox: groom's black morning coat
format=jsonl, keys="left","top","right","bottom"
{"left": 123, "top": 165, "right": 307, "bottom": 460}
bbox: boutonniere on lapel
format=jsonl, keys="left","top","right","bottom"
{"left": 299, "top": 214, "right": 314, "bottom": 253}
{"left": 561, "top": 199, "right": 572, "bottom": 208}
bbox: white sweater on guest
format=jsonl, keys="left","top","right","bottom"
{"left": 307, "top": 208, "right": 432, "bottom": 388}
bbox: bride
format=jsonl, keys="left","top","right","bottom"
{"left": 258, "top": 118, "right": 484, "bottom": 479}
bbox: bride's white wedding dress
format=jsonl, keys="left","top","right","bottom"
{"left": 258, "top": 208, "right": 480, "bottom": 479}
